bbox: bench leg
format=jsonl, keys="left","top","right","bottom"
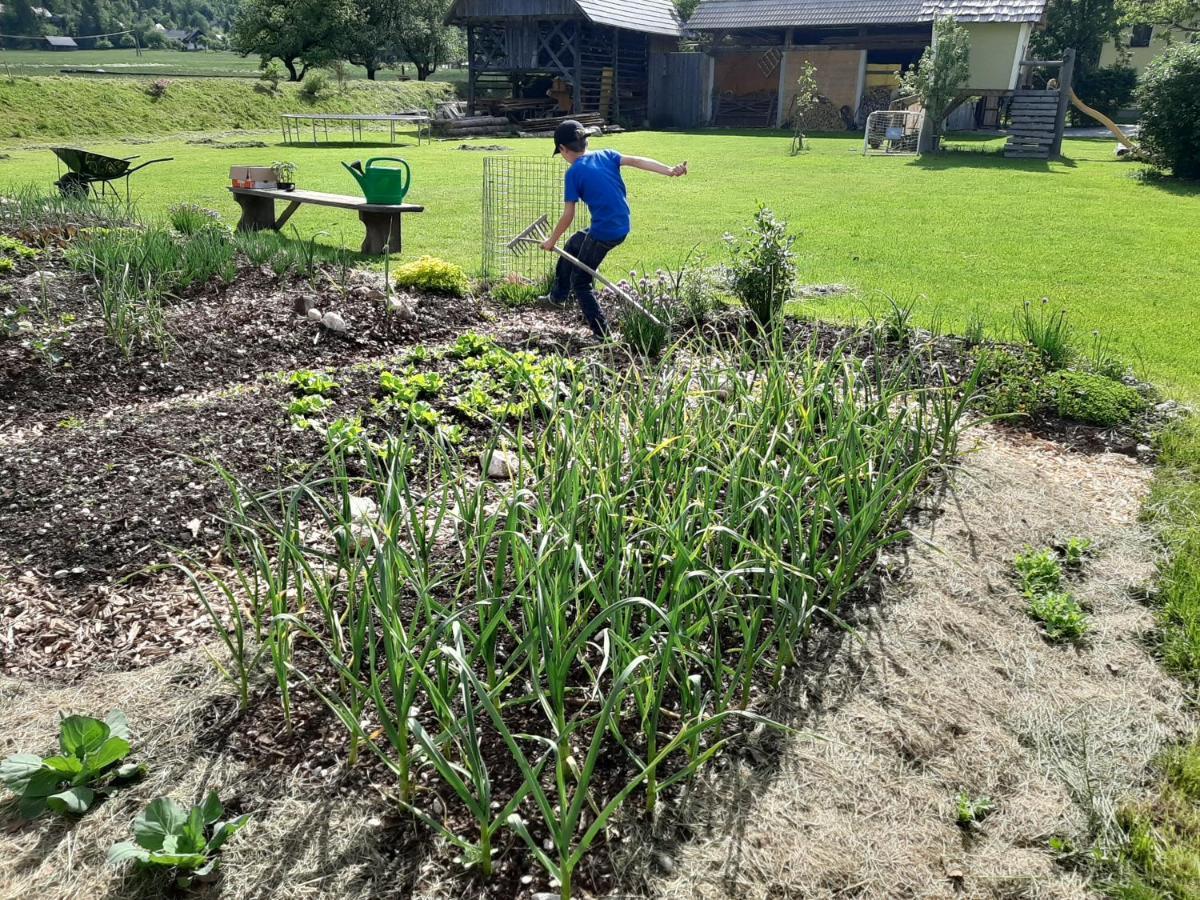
{"left": 360, "top": 211, "right": 402, "bottom": 255}
{"left": 233, "top": 194, "right": 276, "bottom": 232}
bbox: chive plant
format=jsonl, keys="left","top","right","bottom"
{"left": 190, "top": 332, "right": 977, "bottom": 898}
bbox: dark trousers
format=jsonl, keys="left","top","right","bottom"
{"left": 550, "top": 229, "right": 624, "bottom": 337}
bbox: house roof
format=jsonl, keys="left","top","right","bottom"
{"left": 445, "top": 0, "right": 683, "bottom": 37}
{"left": 44, "top": 36, "right": 78, "bottom": 47}
{"left": 164, "top": 28, "right": 201, "bottom": 40}
{"left": 687, "top": 0, "right": 1047, "bottom": 30}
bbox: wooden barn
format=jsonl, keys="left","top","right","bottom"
{"left": 445, "top": 0, "right": 684, "bottom": 126}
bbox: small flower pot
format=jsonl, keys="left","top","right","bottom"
{"left": 278, "top": 182, "right": 296, "bottom": 192}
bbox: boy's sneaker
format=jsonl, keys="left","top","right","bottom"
{"left": 538, "top": 295, "right": 570, "bottom": 309}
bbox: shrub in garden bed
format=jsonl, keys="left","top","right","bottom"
{"left": 393, "top": 255, "right": 470, "bottom": 297}
{"left": 186, "top": 334, "right": 977, "bottom": 898}
{"left": 1039, "top": 370, "right": 1145, "bottom": 427}
{"left": 725, "top": 204, "right": 797, "bottom": 328}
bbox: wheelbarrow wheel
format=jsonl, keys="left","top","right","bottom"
{"left": 55, "top": 173, "right": 90, "bottom": 199}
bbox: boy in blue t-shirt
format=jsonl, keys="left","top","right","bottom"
{"left": 540, "top": 120, "right": 687, "bottom": 337}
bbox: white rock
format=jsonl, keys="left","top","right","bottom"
{"left": 347, "top": 495, "right": 378, "bottom": 523}
{"left": 306, "top": 307, "right": 323, "bottom": 322}
{"left": 481, "top": 449, "right": 519, "bottom": 480}
{"left": 387, "top": 297, "right": 417, "bottom": 322}
{"left": 321, "top": 311, "right": 347, "bottom": 332}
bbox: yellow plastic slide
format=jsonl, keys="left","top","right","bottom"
{"left": 1069, "top": 88, "right": 1139, "bottom": 151}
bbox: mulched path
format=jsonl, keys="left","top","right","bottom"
{"left": 0, "top": 241, "right": 1172, "bottom": 900}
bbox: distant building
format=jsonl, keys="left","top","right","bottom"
{"left": 1100, "top": 26, "right": 1193, "bottom": 78}
{"left": 163, "top": 28, "right": 205, "bottom": 50}
{"left": 43, "top": 35, "right": 78, "bottom": 51}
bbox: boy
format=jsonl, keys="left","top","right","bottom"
{"left": 541, "top": 120, "right": 687, "bottom": 337}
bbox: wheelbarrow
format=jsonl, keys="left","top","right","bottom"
{"left": 51, "top": 147, "right": 173, "bottom": 202}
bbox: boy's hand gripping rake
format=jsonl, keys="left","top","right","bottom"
{"left": 506, "top": 215, "right": 664, "bottom": 327}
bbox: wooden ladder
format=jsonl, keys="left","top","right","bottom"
{"left": 1004, "top": 89, "right": 1061, "bottom": 159}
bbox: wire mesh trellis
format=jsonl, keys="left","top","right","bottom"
{"left": 481, "top": 156, "right": 589, "bottom": 285}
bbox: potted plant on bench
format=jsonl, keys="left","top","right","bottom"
{"left": 272, "top": 161, "right": 297, "bottom": 192}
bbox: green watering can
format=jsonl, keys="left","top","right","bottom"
{"left": 342, "top": 157, "right": 412, "bottom": 204}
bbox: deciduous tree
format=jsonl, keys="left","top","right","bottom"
{"left": 1120, "top": 0, "right": 1200, "bottom": 35}
{"left": 1030, "top": 0, "right": 1123, "bottom": 72}
{"left": 394, "top": 0, "right": 462, "bottom": 81}
{"left": 231, "top": 0, "right": 352, "bottom": 81}
{"left": 342, "top": 0, "right": 401, "bottom": 81}
{"left": 900, "top": 16, "right": 971, "bottom": 152}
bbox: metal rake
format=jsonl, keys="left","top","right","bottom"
{"left": 506, "top": 215, "right": 664, "bottom": 327}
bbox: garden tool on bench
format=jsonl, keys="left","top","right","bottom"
{"left": 506, "top": 215, "right": 663, "bottom": 327}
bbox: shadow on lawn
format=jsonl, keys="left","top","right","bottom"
{"left": 1133, "top": 169, "right": 1200, "bottom": 198}
{"left": 907, "top": 148, "right": 1075, "bottom": 173}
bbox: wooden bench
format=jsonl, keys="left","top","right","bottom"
{"left": 228, "top": 187, "right": 424, "bottom": 255}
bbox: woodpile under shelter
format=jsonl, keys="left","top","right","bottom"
{"left": 685, "top": 0, "right": 1050, "bottom": 129}
{"left": 445, "top": 0, "right": 684, "bottom": 127}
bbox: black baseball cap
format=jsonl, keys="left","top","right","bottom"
{"left": 552, "top": 119, "right": 587, "bottom": 155}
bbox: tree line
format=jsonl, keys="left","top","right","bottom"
{"left": 230, "top": 0, "right": 462, "bottom": 81}
{"left": 0, "top": 0, "right": 239, "bottom": 43}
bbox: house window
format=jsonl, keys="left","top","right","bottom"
{"left": 1130, "top": 25, "right": 1153, "bottom": 48}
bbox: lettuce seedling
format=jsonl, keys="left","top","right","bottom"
{"left": 108, "top": 792, "right": 251, "bottom": 888}
{"left": 0, "top": 711, "right": 144, "bottom": 818}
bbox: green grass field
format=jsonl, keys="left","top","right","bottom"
{"left": 3, "top": 126, "right": 1198, "bottom": 396}
{"left": 0, "top": 76, "right": 452, "bottom": 140}
{"left": 0, "top": 47, "right": 466, "bottom": 85}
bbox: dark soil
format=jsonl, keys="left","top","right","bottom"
{"left": 1, "top": 237, "right": 1165, "bottom": 900}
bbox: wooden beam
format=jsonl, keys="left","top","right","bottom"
{"left": 573, "top": 22, "right": 582, "bottom": 114}
{"left": 467, "top": 26, "right": 476, "bottom": 113}
{"left": 1050, "top": 48, "right": 1074, "bottom": 158}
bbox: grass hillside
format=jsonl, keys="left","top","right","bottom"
{"left": 0, "top": 76, "right": 453, "bottom": 141}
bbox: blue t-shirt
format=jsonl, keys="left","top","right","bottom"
{"left": 564, "top": 149, "right": 630, "bottom": 242}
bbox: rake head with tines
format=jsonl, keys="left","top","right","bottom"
{"left": 504, "top": 215, "right": 664, "bottom": 327}
{"left": 505, "top": 214, "right": 551, "bottom": 257}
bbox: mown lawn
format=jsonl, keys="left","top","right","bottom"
{"left": 0, "top": 47, "right": 466, "bottom": 84}
{"left": 2, "top": 130, "right": 1197, "bottom": 395}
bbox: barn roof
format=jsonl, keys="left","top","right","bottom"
{"left": 43, "top": 35, "right": 78, "bottom": 47}
{"left": 446, "top": 0, "right": 683, "bottom": 37}
{"left": 575, "top": 0, "right": 683, "bottom": 34}
{"left": 687, "top": 0, "right": 1047, "bottom": 29}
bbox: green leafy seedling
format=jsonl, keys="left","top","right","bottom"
{"left": 1028, "top": 591, "right": 1088, "bottom": 642}
{"left": 404, "top": 371, "right": 446, "bottom": 398}
{"left": 407, "top": 400, "right": 442, "bottom": 428}
{"left": 109, "top": 791, "right": 250, "bottom": 888}
{"left": 1014, "top": 547, "right": 1062, "bottom": 596}
{"left": 379, "top": 369, "right": 418, "bottom": 402}
{"left": 0, "top": 711, "right": 144, "bottom": 818}
{"left": 1061, "top": 536, "right": 1094, "bottom": 569}
{"left": 449, "top": 331, "right": 496, "bottom": 359}
{"left": 954, "top": 791, "right": 996, "bottom": 829}
{"left": 288, "top": 370, "right": 338, "bottom": 396}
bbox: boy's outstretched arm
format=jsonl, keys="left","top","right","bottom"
{"left": 541, "top": 201, "right": 576, "bottom": 251}
{"left": 621, "top": 156, "right": 688, "bottom": 177}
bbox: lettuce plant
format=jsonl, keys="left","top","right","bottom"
{"left": 0, "top": 711, "right": 143, "bottom": 818}
{"left": 108, "top": 792, "right": 250, "bottom": 888}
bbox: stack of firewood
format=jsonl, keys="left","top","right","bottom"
{"left": 432, "top": 115, "right": 513, "bottom": 138}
